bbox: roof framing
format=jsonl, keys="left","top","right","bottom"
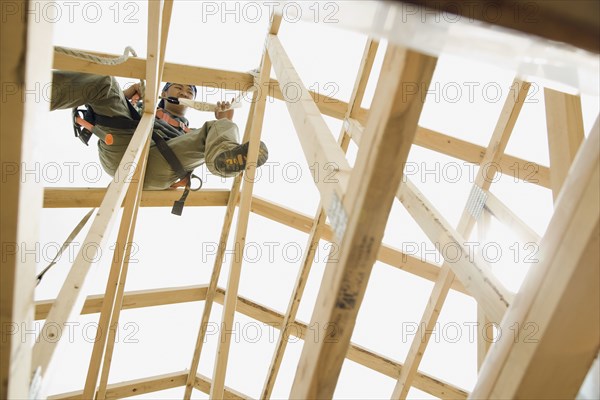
{"left": 3, "top": 1, "right": 598, "bottom": 399}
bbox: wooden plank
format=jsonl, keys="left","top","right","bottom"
{"left": 347, "top": 118, "right": 550, "bottom": 188}
{"left": 473, "top": 118, "right": 600, "bottom": 399}
{"left": 31, "top": 112, "right": 155, "bottom": 378}
{"left": 484, "top": 190, "right": 541, "bottom": 244}
{"left": 84, "top": 138, "right": 150, "bottom": 399}
{"left": 47, "top": 371, "right": 187, "bottom": 400}
{"left": 211, "top": 290, "right": 468, "bottom": 400}
{"left": 391, "top": 80, "right": 531, "bottom": 398}
{"left": 267, "top": 34, "right": 352, "bottom": 214}
{"left": 194, "top": 373, "right": 250, "bottom": 400}
{"left": 89, "top": 0, "right": 174, "bottom": 370}
{"left": 33, "top": 0, "right": 164, "bottom": 380}
{"left": 96, "top": 141, "right": 152, "bottom": 399}
{"left": 53, "top": 48, "right": 254, "bottom": 92}
{"left": 261, "top": 38, "right": 378, "bottom": 399}
{"left": 184, "top": 91, "right": 258, "bottom": 398}
{"left": 52, "top": 46, "right": 350, "bottom": 119}
{"left": 404, "top": 0, "right": 600, "bottom": 53}
{"left": 544, "top": 88, "right": 585, "bottom": 201}
{"left": 43, "top": 188, "right": 230, "bottom": 208}
{"left": 398, "top": 179, "right": 513, "bottom": 322}
{"left": 34, "top": 285, "right": 209, "bottom": 320}
{"left": 210, "top": 15, "right": 282, "bottom": 399}
{"left": 289, "top": 45, "right": 437, "bottom": 398}
{"left": 142, "top": 0, "right": 163, "bottom": 113}
{"left": 477, "top": 210, "right": 493, "bottom": 371}
{"left": 0, "top": 3, "right": 53, "bottom": 398}
{"left": 34, "top": 285, "right": 467, "bottom": 399}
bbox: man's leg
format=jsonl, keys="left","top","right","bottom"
{"left": 51, "top": 71, "right": 132, "bottom": 118}
{"left": 143, "top": 125, "right": 209, "bottom": 190}
{"left": 203, "top": 119, "right": 268, "bottom": 177}
{"left": 51, "top": 71, "right": 135, "bottom": 177}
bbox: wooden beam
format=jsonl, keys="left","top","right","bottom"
{"left": 52, "top": 46, "right": 350, "bottom": 119}
{"left": 33, "top": 285, "right": 467, "bottom": 399}
{"left": 261, "top": 38, "right": 379, "bottom": 400}
{"left": 484, "top": 190, "right": 541, "bottom": 244}
{"left": 472, "top": 118, "right": 600, "bottom": 399}
{"left": 142, "top": 0, "right": 163, "bottom": 113}
{"left": 347, "top": 119, "right": 551, "bottom": 188}
{"left": 398, "top": 180, "right": 513, "bottom": 322}
{"left": 47, "top": 371, "right": 187, "bottom": 400}
{"left": 34, "top": 285, "right": 209, "bottom": 320}
{"left": 544, "top": 88, "right": 585, "bottom": 201}
{"left": 211, "top": 290, "right": 467, "bottom": 400}
{"left": 184, "top": 90, "right": 258, "bottom": 398}
{"left": 43, "top": 188, "right": 230, "bottom": 208}
{"left": 289, "top": 45, "right": 437, "bottom": 398}
{"left": 84, "top": 138, "right": 150, "bottom": 399}
{"left": 97, "top": 142, "right": 153, "bottom": 399}
{"left": 476, "top": 211, "right": 493, "bottom": 371}
{"left": 194, "top": 373, "right": 249, "bottom": 400}
{"left": 1, "top": 2, "right": 53, "bottom": 398}
{"left": 53, "top": 48, "right": 254, "bottom": 92}
{"left": 210, "top": 15, "right": 282, "bottom": 399}
{"left": 42, "top": 188, "right": 467, "bottom": 293}
{"left": 31, "top": 113, "right": 155, "bottom": 379}
{"left": 391, "top": 80, "right": 531, "bottom": 398}
{"left": 267, "top": 34, "right": 352, "bottom": 214}
{"left": 404, "top": 0, "right": 600, "bottom": 53}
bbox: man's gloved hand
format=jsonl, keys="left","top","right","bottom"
{"left": 215, "top": 98, "right": 235, "bottom": 120}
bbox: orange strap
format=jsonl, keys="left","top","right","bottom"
{"left": 156, "top": 109, "right": 190, "bottom": 133}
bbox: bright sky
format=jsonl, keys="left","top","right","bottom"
{"left": 32, "top": 1, "right": 599, "bottom": 399}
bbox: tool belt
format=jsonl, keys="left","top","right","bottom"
{"left": 72, "top": 101, "right": 201, "bottom": 216}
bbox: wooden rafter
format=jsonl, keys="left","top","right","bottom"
{"left": 346, "top": 119, "right": 550, "bottom": 188}
{"left": 472, "top": 118, "right": 599, "bottom": 399}
{"left": 210, "top": 14, "right": 282, "bottom": 399}
{"left": 31, "top": 0, "right": 165, "bottom": 386}
{"left": 86, "top": 5, "right": 173, "bottom": 397}
{"left": 261, "top": 37, "right": 380, "bottom": 400}
{"left": 183, "top": 92, "right": 258, "bottom": 398}
{"left": 544, "top": 88, "right": 585, "bottom": 201}
{"left": 1, "top": 3, "right": 53, "bottom": 398}
{"left": 83, "top": 138, "right": 150, "bottom": 399}
{"left": 391, "top": 80, "right": 531, "bottom": 398}
{"left": 484, "top": 190, "right": 541, "bottom": 244}
{"left": 43, "top": 188, "right": 230, "bottom": 208}
{"left": 15, "top": 1, "right": 598, "bottom": 397}
{"left": 286, "top": 42, "right": 437, "bottom": 397}
{"left": 48, "top": 371, "right": 187, "bottom": 400}
{"left": 36, "top": 286, "right": 468, "bottom": 400}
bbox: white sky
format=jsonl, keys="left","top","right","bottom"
{"left": 29, "top": 1, "right": 599, "bottom": 399}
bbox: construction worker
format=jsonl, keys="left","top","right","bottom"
{"left": 51, "top": 71, "right": 268, "bottom": 190}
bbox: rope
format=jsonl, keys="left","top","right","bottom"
{"left": 55, "top": 45, "right": 138, "bottom": 66}
{"left": 36, "top": 208, "right": 96, "bottom": 286}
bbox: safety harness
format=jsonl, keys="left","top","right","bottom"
{"left": 72, "top": 99, "right": 201, "bottom": 216}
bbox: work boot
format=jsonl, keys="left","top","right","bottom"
{"left": 214, "top": 141, "right": 269, "bottom": 174}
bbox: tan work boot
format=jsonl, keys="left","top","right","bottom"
{"left": 214, "top": 141, "right": 269, "bottom": 174}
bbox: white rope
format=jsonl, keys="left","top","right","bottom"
{"left": 55, "top": 45, "right": 138, "bottom": 65}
